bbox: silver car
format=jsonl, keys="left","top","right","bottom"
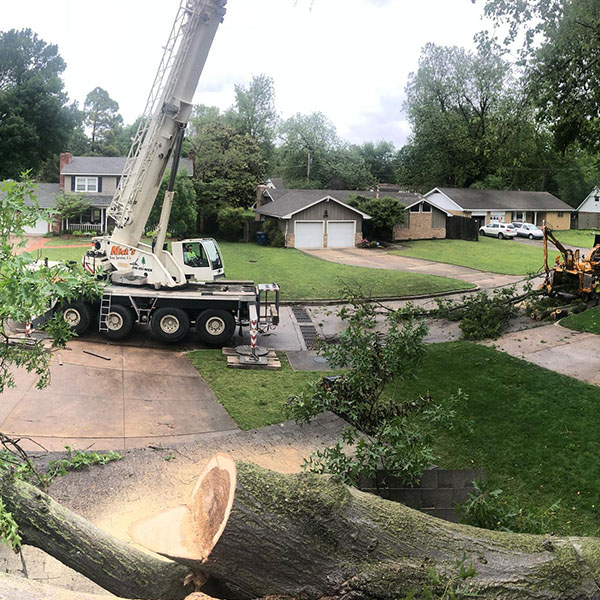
{"left": 511, "top": 222, "right": 543, "bottom": 240}
{"left": 479, "top": 222, "right": 517, "bottom": 239}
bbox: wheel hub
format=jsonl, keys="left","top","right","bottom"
{"left": 63, "top": 308, "right": 81, "bottom": 327}
{"left": 160, "top": 315, "right": 180, "bottom": 334}
{"left": 206, "top": 316, "right": 226, "bottom": 335}
{"left": 107, "top": 313, "right": 124, "bottom": 331}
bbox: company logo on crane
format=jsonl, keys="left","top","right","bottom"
{"left": 110, "top": 246, "right": 136, "bottom": 257}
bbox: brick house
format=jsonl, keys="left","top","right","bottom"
{"left": 425, "top": 187, "right": 573, "bottom": 230}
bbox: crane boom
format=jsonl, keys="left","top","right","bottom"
{"left": 88, "top": 0, "right": 226, "bottom": 287}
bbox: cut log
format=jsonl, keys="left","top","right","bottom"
{"left": 7, "top": 457, "right": 600, "bottom": 600}
{"left": 0, "top": 474, "right": 192, "bottom": 599}
{"left": 130, "top": 454, "right": 236, "bottom": 570}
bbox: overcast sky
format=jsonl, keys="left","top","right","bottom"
{"left": 3, "top": 0, "right": 495, "bottom": 149}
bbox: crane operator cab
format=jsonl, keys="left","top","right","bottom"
{"left": 170, "top": 238, "right": 225, "bottom": 282}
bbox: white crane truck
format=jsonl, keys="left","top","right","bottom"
{"left": 58, "top": 0, "right": 279, "bottom": 345}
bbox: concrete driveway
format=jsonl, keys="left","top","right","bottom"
{"left": 302, "top": 247, "right": 523, "bottom": 290}
{"left": 2, "top": 340, "right": 238, "bottom": 451}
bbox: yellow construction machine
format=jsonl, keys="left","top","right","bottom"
{"left": 542, "top": 226, "right": 600, "bottom": 301}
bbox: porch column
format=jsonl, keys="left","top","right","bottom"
{"left": 533, "top": 212, "right": 537, "bottom": 226}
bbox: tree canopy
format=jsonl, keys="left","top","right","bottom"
{"left": 83, "top": 87, "right": 124, "bottom": 155}
{"left": 0, "top": 29, "right": 75, "bottom": 180}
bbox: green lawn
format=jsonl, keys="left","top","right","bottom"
{"left": 390, "top": 236, "right": 545, "bottom": 276}
{"left": 560, "top": 305, "right": 600, "bottom": 334}
{"left": 29, "top": 240, "right": 474, "bottom": 301}
{"left": 554, "top": 229, "right": 600, "bottom": 249}
{"left": 187, "top": 350, "right": 323, "bottom": 430}
{"left": 189, "top": 340, "right": 600, "bottom": 536}
{"left": 397, "top": 342, "right": 600, "bottom": 537}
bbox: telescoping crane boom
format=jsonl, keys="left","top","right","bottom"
{"left": 66, "top": 0, "right": 280, "bottom": 346}
{"left": 84, "top": 0, "right": 226, "bottom": 288}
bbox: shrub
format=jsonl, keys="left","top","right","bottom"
{"left": 263, "top": 219, "right": 285, "bottom": 247}
{"left": 217, "top": 206, "right": 245, "bottom": 241}
{"left": 457, "top": 479, "right": 560, "bottom": 534}
{"left": 71, "top": 230, "right": 83, "bottom": 237}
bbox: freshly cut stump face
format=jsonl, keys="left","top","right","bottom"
{"left": 129, "top": 454, "right": 236, "bottom": 567}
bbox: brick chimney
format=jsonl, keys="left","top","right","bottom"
{"left": 256, "top": 184, "right": 268, "bottom": 208}
{"left": 59, "top": 152, "right": 72, "bottom": 190}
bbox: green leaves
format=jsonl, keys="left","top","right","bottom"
{"left": 0, "top": 178, "right": 101, "bottom": 395}
{"left": 287, "top": 297, "right": 465, "bottom": 486}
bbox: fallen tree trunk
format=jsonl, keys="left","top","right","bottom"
{"left": 0, "top": 474, "right": 192, "bottom": 599}
{"left": 6, "top": 459, "right": 600, "bottom": 600}
{"left": 183, "top": 462, "right": 600, "bottom": 599}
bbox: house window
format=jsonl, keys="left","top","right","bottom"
{"left": 421, "top": 203, "right": 432, "bottom": 213}
{"left": 557, "top": 212, "right": 563, "bottom": 217}
{"left": 75, "top": 177, "right": 98, "bottom": 193}
{"left": 409, "top": 204, "right": 420, "bottom": 212}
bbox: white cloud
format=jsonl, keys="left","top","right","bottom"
{"left": 1, "top": 0, "right": 495, "bottom": 148}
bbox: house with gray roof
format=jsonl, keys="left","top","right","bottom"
{"left": 255, "top": 188, "right": 372, "bottom": 248}
{"left": 15, "top": 152, "right": 194, "bottom": 235}
{"left": 254, "top": 187, "right": 455, "bottom": 247}
{"left": 58, "top": 152, "right": 193, "bottom": 234}
{"left": 572, "top": 186, "right": 600, "bottom": 230}
{"left": 425, "top": 187, "right": 573, "bottom": 230}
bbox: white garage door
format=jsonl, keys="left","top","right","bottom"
{"left": 328, "top": 221, "right": 355, "bottom": 248}
{"left": 295, "top": 222, "right": 323, "bottom": 248}
{"left": 24, "top": 218, "right": 50, "bottom": 235}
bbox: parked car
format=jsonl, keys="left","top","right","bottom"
{"left": 478, "top": 222, "right": 517, "bottom": 239}
{"left": 511, "top": 222, "right": 543, "bottom": 240}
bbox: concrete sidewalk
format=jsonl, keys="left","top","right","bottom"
{"left": 481, "top": 323, "right": 600, "bottom": 386}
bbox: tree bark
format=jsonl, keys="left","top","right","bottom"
{"left": 0, "top": 474, "right": 192, "bottom": 600}
{"left": 6, "top": 461, "right": 600, "bottom": 600}
{"left": 191, "top": 462, "right": 600, "bottom": 600}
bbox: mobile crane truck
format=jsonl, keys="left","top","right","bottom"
{"left": 57, "top": 0, "right": 280, "bottom": 345}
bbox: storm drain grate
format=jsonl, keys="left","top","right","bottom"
{"left": 291, "top": 305, "right": 312, "bottom": 323}
{"left": 299, "top": 325, "right": 319, "bottom": 350}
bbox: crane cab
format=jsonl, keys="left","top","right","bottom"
{"left": 171, "top": 238, "right": 225, "bottom": 282}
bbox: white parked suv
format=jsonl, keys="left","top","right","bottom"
{"left": 478, "top": 222, "right": 517, "bottom": 239}
{"left": 511, "top": 222, "right": 544, "bottom": 240}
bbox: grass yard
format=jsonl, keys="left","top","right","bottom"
{"left": 389, "top": 237, "right": 545, "bottom": 276}
{"left": 190, "top": 340, "right": 600, "bottom": 536}
{"left": 396, "top": 342, "right": 600, "bottom": 537}
{"left": 554, "top": 229, "right": 599, "bottom": 249}
{"left": 560, "top": 305, "right": 600, "bottom": 334}
{"left": 187, "top": 350, "right": 325, "bottom": 430}
{"left": 28, "top": 240, "right": 474, "bottom": 301}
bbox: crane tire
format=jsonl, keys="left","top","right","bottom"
{"left": 61, "top": 301, "right": 91, "bottom": 336}
{"left": 104, "top": 305, "right": 135, "bottom": 340}
{"left": 196, "top": 309, "right": 235, "bottom": 345}
{"left": 151, "top": 307, "right": 190, "bottom": 343}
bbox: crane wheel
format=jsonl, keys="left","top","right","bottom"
{"left": 104, "top": 305, "right": 135, "bottom": 340}
{"left": 196, "top": 309, "right": 235, "bottom": 345}
{"left": 151, "top": 307, "right": 190, "bottom": 343}
{"left": 61, "top": 301, "right": 91, "bottom": 336}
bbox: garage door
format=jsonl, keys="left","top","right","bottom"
{"left": 295, "top": 222, "right": 323, "bottom": 248}
{"left": 328, "top": 221, "right": 355, "bottom": 248}
{"left": 24, "top": 218, "right": 50, "bottom": 235}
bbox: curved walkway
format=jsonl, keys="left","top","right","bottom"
{"left": 302, "top": 247, "right": 523, "bottom": 290}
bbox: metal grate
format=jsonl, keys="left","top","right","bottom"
{"left": 291, "top": 305, "right": 312, "bottom": 323}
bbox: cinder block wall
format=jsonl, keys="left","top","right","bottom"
{"left": 359, "top": 467, "right": 485, "bottom": 523}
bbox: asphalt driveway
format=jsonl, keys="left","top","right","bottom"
{"left": 2, "top": 339, "right": 238, "bottom": 451}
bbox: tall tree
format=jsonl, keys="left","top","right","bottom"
{"left": 83, "top": 87, "right": 124, "bottom": 155}
{"left": 0, "top": 29, "right": 75, "bottom": 180}
{"left": 398, "top": 39, "right": 549, "bottom": 191}
{"left": 187, "top": 105, "right": 266, "bottom": 230}
{"left": 226, "top": 74, "right": 278, "bottom": 167}
{"left": 356, "top": 140, "right": 398, "bottom": 184}
{"left": 482, "top": 0, "right": 600, "bottom": 153}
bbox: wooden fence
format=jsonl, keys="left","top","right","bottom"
{"left": 446, "top": 215, "right": 479, "bottom": 241}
